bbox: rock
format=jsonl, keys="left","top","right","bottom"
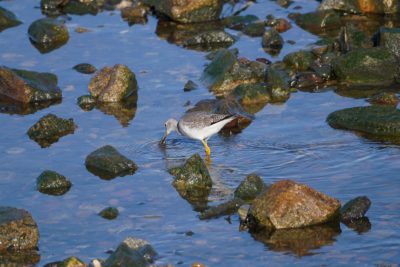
{"left": 232, "top": 83, "right": 270, "bottom": 106}
{"left": 266, "top": 66, "right": 291, "bottom": 102}
{"left": 283, "top": 50, "right": 316, "bottom": 72}
{"left": 62, "top": 1, "right": 100, "bottom": 16}
{"left": 45, "top": 256, "right": 88, "bottom": 267}
{"left": 238, "top": 204, "right": 250, "bottom": 221}
{"left": 338, "top": 25, "right": 372, "bottom": 53}
{"left": 0, "top": 207, "right": 39, "bottom": 251}
{"left": 376, "top": 27, "right": 400, "bottom": 58}
{"left": 333, "top": 47, "right": 398, "bottom": 86}
{"left": 170, "top": 153, "right": 212, "bottom": 211}
{"left": 182, "top": 30, "right": 236, "bottom": 51}
{"left": 85, "top": 145, "right": 138, "bottom": 180}
{"left": 340, "top": 196, "right": 371, "bottom": 222}
{"left": 367, "top": 92, "right": 399, "bottom": 106}
{"left": 27, "top": 114, "right": 77, "bottom": 148}
{"left": 266, "top": 18, "right": 292, "bottom": 33}
{"left": 121, "top": 5, "right": 149, "bottom": 25}
{"left": 89, "top": 64, "right": 138, "bottom": 102}
{"left": 99, "top": 207, "right": 119, "bottom": 220}
{"left": 36, "top": 170, "right": 72, "bottom": 196}
{"left": 73, "top": 63, "right": 97, "bottom": 74}
{"left": 242, "top": 21, "right": 265, "bottom": 37}
{"left": 342, "top": 216, "right": 371, "bottom": 234}
{"left": 261, "top": 29, "right": 284, "bottom": 55}
{"left": 142, "top": 0, "right": 223, "bottom": 23}
{"left": 0, "top": 94, "right": 61, "bottom": 116}
{"left": 248, "top": 180, "right": 341, "bottom": 229}
{"left": 320, "top": 0, "right": 400, "bottom": 14}
{"left": 0, "top": 249, "right": 40, "bottom": 266}
{"left": 199, "top": 198, "right": 245, "bottom": 220}
{"left": 104, "top": 237, "right": 157, "bottom": 267}
{"left": 295, "top": 10, "right": 343, "bottom": 36}
{"left": 327, "top": 106, "right": 400, "bottom": 142}
{"left": 201, "top": 49, "right": 267, "bottom": 95}
{"left": 223, "top": 15, "right": 259, "bottom": 31}
{"left": 0, "top": 66, "right": 62, "bottom": 103}
{"left": 0, "top": 7, "right": 22, "bottom": 32}
{"left": 28, "top": 18, "right": 69, "bottom": 54}
{"left": 40, "top": 0, "right": 69, "bottom": 16}
{"left": 77, "top": 95, "right": 96, "bottom": 110}
{"left": 291, "top": 72, "right": 325, "bottom": 89}
{"left": 234, "top": 173, "right": 267, "bottom": 202}
{"left": 184, "top": 80, "right": 198, "bottom": 92}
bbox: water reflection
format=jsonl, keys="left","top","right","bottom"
{"left": 0, "top": 95, "right": 61, "bottom": 115}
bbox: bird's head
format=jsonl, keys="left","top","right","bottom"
{"left": 160, "top": 118, "right": 178, "bottom": 144}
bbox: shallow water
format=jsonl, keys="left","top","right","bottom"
{"left": 0, "top": 0, "right": 400, "bottom": 266}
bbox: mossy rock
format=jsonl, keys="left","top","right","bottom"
{"left": 37, "top": 170, "right": 72, "bottom": 196}
{"left": 283, "top": 50, "right": 316, "bottom": 72}
{"left": 232, "top": 83, "right": 270, "bottom": 105}
{"left": 0, "top": 7, "right": 22, "bottom": 32}
{"left": 234, "top": 173, "right": 267, "bottom": 202}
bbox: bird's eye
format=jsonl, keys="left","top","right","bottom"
{"left": 164, "top": 123, "right": 167, "bottom": 127}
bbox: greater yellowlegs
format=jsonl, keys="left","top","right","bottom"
{"left": 160, "top": 110, "right": 238, "bottom": 158}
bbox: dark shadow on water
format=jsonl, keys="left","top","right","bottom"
{"left": 0, "top": 95, "right": 61, "bottom": 115}
{"left": 250, "top": 222, "right": 342, "bottom": 257}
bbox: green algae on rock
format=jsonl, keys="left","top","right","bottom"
{"left": 0, "top": 7, "right": 22, "bottom": 32}
{"left": 27, "top": 114, "right": 77, "bottom": 148}
{"left": 85, "top": 145, "right": 138, "bottom": 180}
{"left": 234, "top": 173, "right": 268, "bottom": 202}
{"left": 36, "top": 170, "right": 72, "bottom": 196}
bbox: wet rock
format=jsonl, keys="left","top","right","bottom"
{"left": 0, "top": 207, "right": 39, "bottom": 251}
{"left": 295, "top": 10, "right": 343, "bottom": 36}
{"left": 320, "top": 0, "right": 400, "bottom": 14}
{"left": 75, "top": 26, "right": 91, "bottom": 33}
{"left": 0, "top": 249, "right": 40, "bottom": 266}
{"left": 0, "top": 66, "right": 62, "bottom": 103}
{"left": 62, "top": 1, "right": 100, "bottom": 16}
{"left": 73, "top": 63, "right": 97, "bottom": 74}
{"left": 199, "top": 198, "right": 245, "bottom": 220}
{"left": 340, "top": 196, "right": 371, "bottom": 222}
{"left": 184, "top": 80, "right": 198, "bottom": 92}
{"left": 266, "top": 66, "right": 291, "bottom": 102}
{"left": 231, "top": 83, "right": 270, "bottom": 107}
{"left": 99, "top": 207, "right": 119, "bottom": 220}
{"left": 142, "top": 0, "right": 223, "bottom": 23}
{"left": 234, "top": 173, "right": 267, "bottom": 202}
{"left": 223, "top": 14, "right": 259, "bottom": 31}
{"left": 182, "top": 30, "right": 236, "bottom": 51}
{"left": 0, "top": 7, "right": 22, "bottom": 32}
{"left": 28, "top": 18, "right": 69, "bottom": 54}
{"left": 201, "top": 49, "right": 267, "bottom": 95}
{"left": 338, "top": 25, "right": 372, "bottom": 53}
{"left": 367, "top": 92, "right": 399, "bottom": 106}
{"left": 251, "top": 222, "right": 341, "bottom": 256}
{"left": 27, "top": 114, "right": 77, "bottom": 148}
{"left": 342, "top": 216, "right": 371, "bottom": 234}
{"left": 121, "top": 4, "right": 149, "bottom": 25}
{"left": 0, "top": 94, "right": 61, "bottom": 116}
{"left": 40, "top": 0, "right": 69, "bottom": 15}
{"left": 37, "top": 170, "right": 72, "bottom": 196}
{"left": 261, "top": 29, "right": 284, "bottom": 55}
{"left": 85, "top": 145, "right": 138, "bottom": 180}
{"left": 333, "top": 47, "right": 398, "bottom": 86}
{"left": 169, "top": 153, "right": 212, "bottom": 211}
{"left": 248, "top": 180, "right": 341, "bottom": 230}
{"left": 45, "top": 256, "right": 87, "bottom": 267}
{"left": 283, "top": 50, "right": 316, "bottom": 72}
{"left": 77, "top": 95, "right": 96, "bottom": 110}
{"left": 238, "top": 204, "right": 250, "bottom": 221}
{"left": 266, "top": 18, "right": 292, "bottom": 33}
{"left": 89, "top": 64, "right": 138, "bottom": 102}
{"left": 104, "top": 236, "right": 157, "bottom": 267}
{"left": 327, "top": 106, "right": 400, "bottom": 142}
{"left": 376, "top": 27, "right": 400, "bottom": 58}
{"left": 292, "top": 72, "right": 325, "bottom": 89}
{"left": 242, "top": 21, "right": 265, "bottom": 37}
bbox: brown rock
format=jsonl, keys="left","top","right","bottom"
{"left": 249, "top": 180, "right": 341, "bottom": 229}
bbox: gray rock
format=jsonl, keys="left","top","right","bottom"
{"left": 0, "top": 7, "right": 22, "bottom": 32}
{"left": 283, "top": 50, "right": 316, "bottom": 72}
{"left": 85, "top": 145, "right": 138, "bottom": 180}
{"left": 340, "top": 196, "right": 371, "bottom": 222}
{"left": 27, "top": 114, "right": 77, "bottom": 148}
{"left": 37, "top": 170, "right": 72, "bottom": 196}
{"left": 234, "top": 173, "right": 267, "bottom": 201}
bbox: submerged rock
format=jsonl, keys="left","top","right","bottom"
{"left": 327, "top": 106, "right": 400, "bottom": 142}
{"left": 248, "top": 180, "right": 341, "bottom": 230}
{"left": 73, "top": 63, "right": 97, "bottom": 74}
{"left": 28, "top": 18, "right": 69, "bottom": 54}
{"left": 223, "top": 14, "right": 259, "bottom": 31}
{"left": 99, "top": 207, "right": 119, "bottom": 220}
{"left": 333, "top": 47, "right": 398, "bottom": 86}
{"left": 340, "top": 196, "right": 371, "bottom": 222}
{"left": 183, "top": 80, "right": 199, "bottom": 92}
{"left": 0, "top": 66, "right": 62, "bottom": 103}
{"left": 234, "top": 173, "right": 267, "bottom": 202}
{"left": 182, "top": 30, "right": 236, "bottom": 51}
{"left": 261, "top": 29, "right": 284, "bottom": 55}
{"left": 201, "top": 49, "right": 267, "bottom": 95}
{"left": 142, "top": 0, "right": 223, "bottom": 23}
{"left": 36, "top": 170, "right": 72, "bottom": 196}
{"left": 199, "top": 198, "right": 245, "bottom": 220}
{"left": 85, "top": 145, "right": 138, "bottom": 180}
{"left": 169, "top": 153, "right": 212, "bottom": 211}
{"left": 0, "top": 207, "right": 40, "bottom": 251}
{"left": 27, "top": 114, "right": 77, "bottom": 148}
{"left": 104, "top": 236, "right": 157, "bottom": 267}
{"left": 0, "top": 7, "right": 22, "bottom": 32}
{"left": 88, "top": 64, "right": 138, "bottom": 102}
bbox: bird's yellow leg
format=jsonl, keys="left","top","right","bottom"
{"left": 201, "top": 139, "right": 211, "bottom": 158}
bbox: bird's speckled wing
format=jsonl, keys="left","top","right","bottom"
{"left": 179, "top": 111, "right": 234, "bottom": 129}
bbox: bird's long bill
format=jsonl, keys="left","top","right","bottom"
{"left": 160, "top": 130, "right": 168, "bottom": 145}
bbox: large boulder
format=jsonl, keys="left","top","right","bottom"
{"left": 36, "top": 170, "right": 72, "bottom": 196}
{"left": 332, "top": 47, "right": 398, "bottom": 86}
{"left": 327, "top": 106, "right": 400, "bottom": 142}
{"left": 142, "top": 0, "right": 223, "bottom": 23}
{"left": 27, "top": 114, "right": 77, "bottom": 148}
{"left": 248, "top": 180, "right": 341, "bottom": 229}
{"left": 0, "top": 207, "right": 39, "bottom": 251}
{"left": 88, "top": 64, "right": 138, "bottom": 103}
{"left": 0, "top": 7, "right": 22, "bottom": 32}
{"left": 104, "top": 237, "right": 157, "bottom": 267}
{"left": 85, "top": 145, "right": 138, "bottom": 180}
{"left": 201, "top": 49, "right": 267, "bottom": 95}
{"left": 28, "top": 18, "right": 69, "bottom": 54}
{"left": 0, "top": 66, "right": 62, "bottom": 103}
